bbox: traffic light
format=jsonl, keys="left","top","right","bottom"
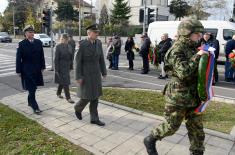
{"left": 147, "top": 8, "right": 155, "bottom": 24}
{"left": 139, "top": 9, "right": 144, "bottom": 23}
{"left": 42, "top": 9, "right": 51, "bottom": 28}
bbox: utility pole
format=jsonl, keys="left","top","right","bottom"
{"left": 50, "top": 6, "right": 54, "bottom": 71}
{"left": 91, "top": 0, "right": 93, "bottom": 21}
{"left": 11, "top": 0, "right": 16, "bottom": 38}
{"left": 143, "top": 0, "right": 146, "bottom": 34}
{"left": 79, "top": 0, "right": 82, "bottom": 40}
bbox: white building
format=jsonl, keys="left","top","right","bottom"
{"left": 95, "top": 0, "right": 174, "bottom": 26}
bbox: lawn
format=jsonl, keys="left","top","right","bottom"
{"left": 100, "top": 87, "right": 235, "bottom": 134}
{"left": 0, "top": 103, "right": 92, "bottom": 155}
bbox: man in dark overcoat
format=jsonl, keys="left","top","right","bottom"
{"left": 16, "top": 25, "right": 46, "bottom": 114}
{"left": 74, "top": 24, "right": 107, "bottom": 126}
{"left": 140, "top": 33, "right": 151, "bottom": 74}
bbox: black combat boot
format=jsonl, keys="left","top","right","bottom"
{"left": 144, "top": 134, "right": 158, "bottom": 155}
{"left": 190, "top": 150, "right": 204, "bottom": 155}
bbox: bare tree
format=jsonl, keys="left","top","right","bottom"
{"left": 187, "top": 0, "right": 227, "bottom": 20}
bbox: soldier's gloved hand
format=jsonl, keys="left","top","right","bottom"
{"left": 197, "top": 50, "right": 209, "bottom": 56}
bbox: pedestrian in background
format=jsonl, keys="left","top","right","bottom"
{"left": 144, "top": 19, "right": 207, "bottom": 155}
{"left": 16, "top": 25, "right": 45, "bottom": 114}
{"left": 158, "top": 33, "right": 172, "bottom": 79}
{"left": 224, "top": 35, "right": 235, "bottom": 82}
{"left": 54, "top": 34, "right": 74, "bottom": 104}
{"left": 200, "top": 32, "right": 220, "bottom": 85}
{"left": 106, "top": 37, "right": 113, "bottom": 69}
{"left": 68, "top": 35, "right": 76, "bottom": 61}
{"left": 112, "top": 34, "right": 121, "bottom": 70}
{"left": 125, "top": 36, "right": 135, "bottom": 70}
{"left": 74, "top": 24, "right": 107, "bottom": 126}
{"left": 140, "top": 33, "right": 151, "bottom": 74}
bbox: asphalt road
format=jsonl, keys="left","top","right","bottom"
{"left": 0, "top": 40, "right": 234, "bottom": 101}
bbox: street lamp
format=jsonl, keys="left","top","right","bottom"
{"left": 10, "top": 0, "right": 16, "bottom": 38}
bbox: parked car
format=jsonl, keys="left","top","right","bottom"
{"left": 34, "top": 33, "right": 55, "bottom": 47}
{"left": 0, "top": 32, "right": 12, "bottom": 43}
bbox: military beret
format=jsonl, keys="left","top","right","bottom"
{"left": 86, "top": 24, "right": 99, "bottom": 32}
{"left": 23, "top": 25, "right": 35, "bottom": 32}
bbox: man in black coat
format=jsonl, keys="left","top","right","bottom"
{"left": 200, "top": 32, "right": 220, "bottom": 84}
{"left": 16, "top": 25, "right": 46, "bottom": 114}
{"left": 158, "top": 33, "right": 172, "bottom": 79}
{"left": 140, "top": 33, "right": 151, "bottom": 74}
{"left": 224, "top": 35, "right": 235, "bottom": 82}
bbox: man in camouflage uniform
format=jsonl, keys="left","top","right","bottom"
{"left": 144, "top": 18, "right": 208, "bottom": 155}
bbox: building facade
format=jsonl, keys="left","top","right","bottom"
{"left": 95, "top": 0, "right": 174, "bottom": 26}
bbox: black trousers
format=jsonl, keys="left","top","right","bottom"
{"left": 214, "top": 60, "right": 218, "bottom": 82}
{"left": 56, "top": 84, "right": 71, "bottom": 99}
{"left": 129, "top": 59, "right": 134, "bottom": 69}
{"left": 74, "top": 99, "right": 99, "bottom": 121}
{"left": 28, "top": 89, "right": 39, "bottom": 110}
{"left": 142, "top": 54, "right": 149, "bottom": 72}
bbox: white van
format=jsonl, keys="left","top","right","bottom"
{"left": 147, "top": 20, "right": 235, "bottom": 62}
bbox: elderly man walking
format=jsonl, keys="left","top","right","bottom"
{"left": 74, "top": 24, "right": 107, "bottom": 126}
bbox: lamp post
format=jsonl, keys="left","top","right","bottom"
{"left": 79, "top": 0, "right": 82, "bottom": 40}
{"left": 143, "top": 0, "right": 146, "bottom": 34}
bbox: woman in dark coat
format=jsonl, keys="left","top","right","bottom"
{"left": 54, "top": 34, "right": 74, "bottom": 103}
{"left": 125, "top": 36, "right": 135, "bottom": 70}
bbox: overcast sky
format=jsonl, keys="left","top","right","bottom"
{"left": 0, "top": 0, "right": 233, "bottom": 20}
{"left": 0, "top": 0, "right": 8, "bottom": 14}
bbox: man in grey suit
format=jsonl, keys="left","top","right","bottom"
{"left": 74, "top": 24, "right": 107, "bottom": 126}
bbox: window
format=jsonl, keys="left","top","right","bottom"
{"left": 223, "top": 29, "right": 235, "bottom": 41}
{"left": 204, "top": 28, "right": 218, "bottom": 38}
{"left": 0, "top": 32, "right": 9, "bottom": 36}
{"left": 39, "top": 34, "right": 49, "bottom": 38}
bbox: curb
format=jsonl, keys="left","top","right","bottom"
{"left": 71, "top": 87, "right": 235, "bottom": 141}
{"left": 99, "top": 99, "right": 235, "bottom": 142}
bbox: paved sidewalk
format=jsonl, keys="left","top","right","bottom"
{"left": 1, "top": 88, "right": 235, "bottom": 155}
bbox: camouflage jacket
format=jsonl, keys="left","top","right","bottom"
{"left": 163, "top": 37, "right": 201, "bottom": 108}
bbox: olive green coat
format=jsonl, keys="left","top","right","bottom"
{"left": 75, "top": 39, "right": 107, "bottom": 100}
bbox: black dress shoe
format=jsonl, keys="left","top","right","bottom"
{"left": 57, "top": 95, "right": 64, "bottom": 99}
{"left": 67, "top": 99, "right": 75, "bottom": 104}
{"left": 158, "top": 75, "right": 166, "bottom": 79}
{"left": 75, "top": 111, "right": 82, "bottom": 120}
{"left": 90, "top": 120, "right": 105, "bottom": 126}
{"left": 141, "top": 71, "right": 148, "bottom": 74}
{"left": 34, "top": 109, "right": 42, "bottom": 115}
{"left": 144, "top": 134, "right": 158, "bottom": 155}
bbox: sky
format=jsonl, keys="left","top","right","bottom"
{"left": 0, "top": 0, "right": 8, "bottom": 14}
{"left": 0, "top": 0, "right": 234, "bottom": 20}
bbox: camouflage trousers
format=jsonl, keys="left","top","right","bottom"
{"left": 151, "top": 103, "right": 205, "bottom": 152}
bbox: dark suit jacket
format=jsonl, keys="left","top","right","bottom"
{"left": 16, "top": 39, "right": 46, "bottom": 90}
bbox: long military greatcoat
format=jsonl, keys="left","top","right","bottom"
{"left": 16, "top": 39, "right": 46, "bottom": 90}
{"left": 54, "top": 43, "right": 73, "bottom": 85}
{"left": 75, "top": 39, "right": 107, "bottom": 100}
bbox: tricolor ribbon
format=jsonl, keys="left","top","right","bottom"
{"left": 195, "top": 45, "right": 215, "bottom": 113}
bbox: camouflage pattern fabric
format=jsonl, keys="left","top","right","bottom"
{"left": 151, "top": 19, "right": 205, "bottom": 153}
{"left": 151, "top": 103, "right": 205, "bottom": 152}
{"left": 178, "top": 19, "right": 204, "bottom": 36}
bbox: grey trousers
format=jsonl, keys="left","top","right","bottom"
{"left": 74, "top": 98, "right": 99, "bottom": 121}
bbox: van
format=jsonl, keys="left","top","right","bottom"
{"left": 147, "top": 20, "right": 235, "bottom": 62}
